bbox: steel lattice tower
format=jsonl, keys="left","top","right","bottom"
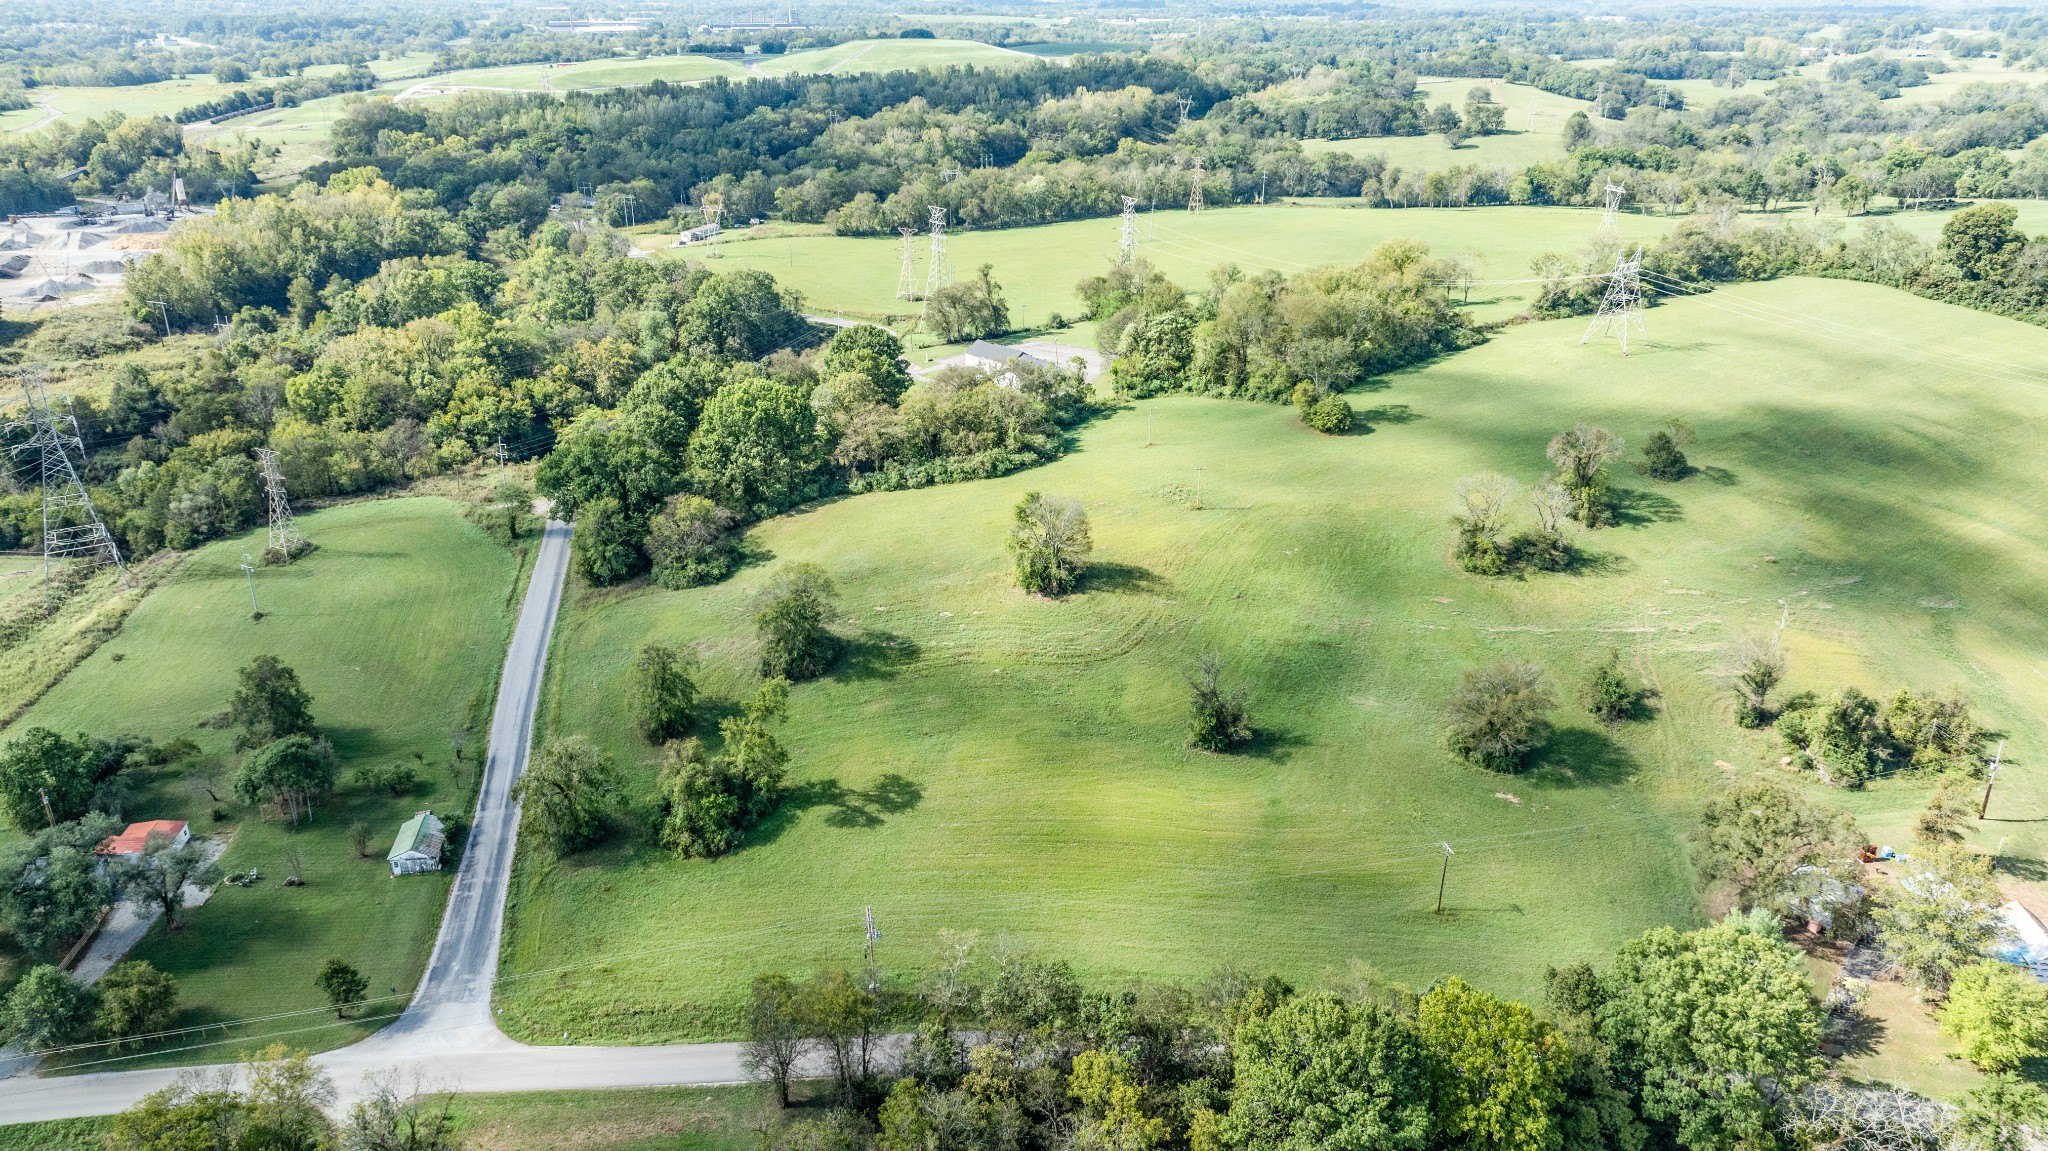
{"left": 1187, "top": 159, "right": 1205, "bottom": 214}
{"left": 922, "top": 205, "right": 951, "bottom": 304}
{"left": 256, "top": 448, "right": 307, "bottom": 560}
{"left": 1581, "top": 245, "right": 1647, "bottom": 355}
{"left": 7, "top": 369, "right": 126, "bottom": 596}
{"left": 1596, "top": 181, "right": 1626, "bottom": 242}
{"left": 1118, "top": 196, "right": 1139, "bottom": 263}
{"left": 704, "top": 205, "right": 723, "bottom": 259}
{"left": 896, "top": 226, "right": 920, "bottom": 300}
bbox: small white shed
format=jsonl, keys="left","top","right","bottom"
{"left": 388, "top": 810, "right": 446, "bottom": 877}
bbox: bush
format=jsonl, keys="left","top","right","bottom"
{"left": 1187, "top": 653, "right": 1253, "bottom": 752}
{"left": 352, "top": 763, "right": 416, "bottom": 797}
{"left": 755, "top": 564, "right": 840, "bottom": 681}
{"left": 644, "top": 495, "right": 741, "bottom": 589}
{"left": 1303, "top": 394, "right": 1353, "bottom": 434}
{"left": 1007, "top": 492, "right": 1092, "bottom": 596}
{"left": 1583, "top": 653, "right": 1652, "bottom": 722}
{"left": 95, "top": 961, "right": 178, "bottom": 1051}
{"left": 1446, "top": 661, "right": 1556, "bottom": 772}
{"left": 657, "top": 679, "right": 791, "bottom": 858}
{"left": 571, "top": 496, "right": 648, "bottom": 586}
{"left": 1639, "top": 430, "right": 1691, "bottom": 481}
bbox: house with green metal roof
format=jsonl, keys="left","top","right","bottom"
{"left": 388, "top": 810, "right": 445, "bottom": 877}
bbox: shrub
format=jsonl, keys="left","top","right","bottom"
{"left": 657, "top": 680, "right": 791, "bottom": 858}
{"left": 644, "top": 495, "right": 741, "bottom": 589}
{"left": 1303, "top": 394, "right": 1353, "bottom": 434}
{"left": 352, "top": 763, "right": 416, "bottom": 797}
{"left": 1446, "top": 661, "right": 1556, "bottom": 772}
{"left": 1639, "top": 429, "right": 1691, "bottom": 480}
{"left": 1583, "top": 653, "right": 1652, "bottom": 722}
{"left": 1187, "top": 653, "right": 1253, "bottom": 752}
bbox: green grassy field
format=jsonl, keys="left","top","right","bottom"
{"left": 0, "top": 75, "right": 252, "bottom": 134}
{"left": 1302, "top": 78, "right": 1590, "bottom": 172}
{"left": 755, "top": 38, "right": 1040, "bottom": 77}
{"left": 499, "top": 275, "right": 2048, "bottom": 1049}
{"left": 5, "top": 497, "right": 528, "bottom": 1068}
{"left": 657, "top": 204, "right": 1673, "bottom": 334}
{"left": 0, "top": 1082, "right": 789, "bottom": 1150}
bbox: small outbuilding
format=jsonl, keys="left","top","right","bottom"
{"left": 387, "top": 810, "right": 446, "bottom": 877}
{"left": 95, "top": 819, "right": 190, "bottom": 858}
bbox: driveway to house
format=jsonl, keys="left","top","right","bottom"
{"left": 0, "top": 520, "right": 758, "bottom": 1125}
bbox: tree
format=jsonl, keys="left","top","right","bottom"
{"left": 1187, "top": 653, "right": 1253, "bottom": 752}
{"left": 1069, "top": 1049, "right": 1169, "bottom": 1151}
{"left": 1546, "top": 424, "right": 1623, "bottom": 527}
{"left": 1, "top": 964, "right": 96, "bottom": 1050}
{"left": 658, "top": 679, "right": 791, "bottom": 858}
{"left": 1425, "top": 103, "right": 1468, "bottom": 145}
{"left": 0, "top": 728, "right": 142, "bottom": 830}
{"left": 686, "top": 376, "right": 826, "bottom": 520}
{"left": 1452, "top": 473, "right": 1517, "bottom": 576}
{"left": 0, "top": 813, "right": 119, "bottom": 957}
{"left": 317, "top": 958, "right": 370, "bottom": 1018}
{"left": 1954, "top": 1074, "right": 2048, "bottom": 1151}
{"left": 1596, "top": 920, "right": 1822, "bottom": 1151}
{"left": 1417, "top": 977, "right": 1570, "bottom": 1151}
{"left": 1446, "top": 662, "right": 1556, "bottom": 772}
{"left": 1582, "top": 653, "right": 1650, "bottom": 723}
{"left": 629, "top": 643, "right": 699, "bottom": 743}
{"left": 1225, "top": 992, "right": 1433, "bottom": 1151}
{"left": 1007, "top": 492, "right": 1093, "bottom": 596}
{"left": 1724, "top": 633, "right": 1785, "bottom": 728}
{"left": 644, "top": 494, "right": 741, "bottom": 589}
{"left": 569, "top": 495, "right": 648, "bottom": 586}
{"left": 1941, "top": 201, "right": 2027, "bottom": 283}
{"left": 1915, "top": 785, "right": 1973, "bottom": 845}
{"left": 755, "top": 563, "right": 840, "bottom": 681}
{"left": 244, "top": 1044, "right": 339, "bottom": 1150}
{"left": 513, "top": 736, "right": 624, "bottom": 855}
{"left": 229, "top": 656, "right": 317, "bottom": 750}
{"left": 1693, "top": 782, "right": 1859, "bottom": 918}
{"left": 1462, "top": 89, "right": 1507, "bottom": 136}
{"left": 233, "top": 734, "right": 339, "bottom": 824}
{"left": 742, "top": 972, "right": 808, "bottom": 1108}
{"left": 95, "top": 961, "right": 178, "bottom": 1052}
{"left": 1878, "top": 844, "right": 2005, "bottom": 993}
{"left": 803, "top": 967, "right": 892, "bottom": 1103}
{"left": 116, "top": 835, "right": 223, "bottom": 930}
{"left": 923, "top": 264, "right": 1011, "bottom": 343}
{"left": 818, "top": 324, "right": 914, "bottom": 403}
{"left": 105, "top": 1045, "right": 336, "bottom": 1151}
{"left": 1941, "top": 961, "right": 2048, "bottom": 1071}
{"left": 1638, "top": 430, "right": 1690, "bottom": 481}
{"left": 340, "top": 1075, "right": 464, "bottom": 1151}
{"left": 1562, "top": 110, "right": 1596, "bottom": 151}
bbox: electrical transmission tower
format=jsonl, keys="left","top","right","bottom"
{"left": 255, "top": 448, "right": 307, "bottom": 561}
{"left": 895, "top": 225, "right": 920, "bottom": 300}
{"left": 7, "top": 369, "right": 126, "bottom": 598}
{"left": 704, "top": 205, "right": 723, "bottom": 259}
{"left": 1177, "top": 96, "right": 1193, "bottom": 126}
{"left": 1118, "top": 196, "right": 1139, "bottom": 264}
{"left": 922, "top": 205, "right": 951, "bottom": 304}
{"left": 1187, "top": 158, "right": 1205, "bottom": 213}
{"left": 1580, "top": 245, "right": 1647, "bottom": 355}
{"left": 1596, "top": 181, "right": 1626, "bottom": 243}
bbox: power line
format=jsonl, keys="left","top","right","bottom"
{"left": 1582, "top": 244, "right": 1646, "bottom": 356}
{"left": 5, "top": 366, "right": 126, "bottom": 604}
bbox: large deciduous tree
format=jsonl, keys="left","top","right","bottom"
{"left": 1417, "top": 977, "right": 1571, "bottom": 1151}
{"left": 228, "top": 656, "right": 317, "bottom": 751}
{"left": 755, "top": 564, "right": 840, "bottom": 681}
{"left": 1446, "top": 662, "right": 1556, "bottom": 772}
{"left": 116, "top": 835, "right": 224, "bottom": 930}
{"left": 658, "top": 679, "right": 791, "bottom": 858}
{"left": 1545, "top": 424, "right": 1623, "bottom": 527}
{"left": 1007, "top": 492, "right": 1092, "bottom": 596}
{"left": 232, "top": 735, "right": 339, "bottom": 825}
{"left": 513, "top": 736, "right": 625, "bottom": 855}
{"left": 1693, "top": 782, "right": 1859, "bottom": 920}
{"left": 1225, "top": 992, "right": 1433, "bottom": 1151}
{"left": 686, "top": 375, "right": 826, "bottom": 520}
{"left": 629, "top": 643, "right": 699, "bottom": 744}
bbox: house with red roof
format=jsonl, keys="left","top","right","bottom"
{"left": 95, "top": 819, "right": 191, "bottom": 857}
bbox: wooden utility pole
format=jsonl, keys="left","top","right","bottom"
{"left": 1979, "top": 740, "right": 2006, "bottom": 819}
{"left": 1434, "top": 842, "right": 1454, "bottom": 914}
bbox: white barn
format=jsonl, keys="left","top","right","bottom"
{"left": 388, "top": 810, "right": 446, "bottom": 876}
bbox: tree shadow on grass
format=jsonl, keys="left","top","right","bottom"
{"left": 1194, "top": 725, "right": 1310, "bottom": 764}
{"left": 1609, "top": 487, "right": 1684, "bottom": 527}
{"left": 834, "top": 630, "right": 923, "bottom": 682}
{"left": 783, "top": 773, "right": 925, "bottom": 830}
{"left": 321, "top": 724, "right": 379, "bottom": 761}
{"left": 1357, "top": 403, "right": 1423, "bottom": 425}
{"left": 1086, "top": 562, "right": 1167, "bottom": 595}
{"left": 1825, "top": 1011, "right": 1886, "bottom": 1061}
{"left": 1695, "top": 465, "right": 1738, "bottom": 486}
{"left": 1525, "top": 726, "right": 1639, "bottom": 787}
{"left": 1562, "top": 546, "right": 1632, "bottom": 577}
{"left": 1995, "top": 854, "right": 2048, "bottom": 881}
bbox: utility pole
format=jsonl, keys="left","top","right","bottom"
{"left": 895, "top": 225, "right": 919, "bottom": 300}
{"left": 149, "top": 299, "right": 172, "bottom": 338}
{"left": 1979, "top": 741, "right": 2006, "bottom": 819}
{"left": 255, "top": 447, "right": 307, "bottom": 561}
{"left": 1580, "top": 245, "right": 1646, "bottom": 355}
{"left": 1118, "top": 195, "right": 1139, "bottom": 264}
{"left": 1193, "top": 466, "right": 1204, "bottom": 509}
{"left": 1187, "top": 158, "right": 1205, "bottom": 214}
{"left": 39, "top": 788, "right": 55, "bottom": 830}
{"left": 1435, "top": 842, "right": 1455, "bottom": 914}
{"left": 921, "top": 205, "right": 951, "bottom": 308}
{"left": 7, "top": 367, "right": 126, "bottom": 605}
{"left": 863, "top": 905, "right": 882, "bottom": 990}
{"left": 240, "top": 546, "right": 260, "bottom": 617}
{"left": 494, "top": 439, "right": 508, "bottom": 482}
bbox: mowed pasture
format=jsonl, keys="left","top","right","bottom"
{"left": 755, "top": 38, "right": 1042, "bottom": 77}
{"left": 6, "top": 497, "right": 527, "bottom": 1067}
{"left": 498, "top": 277, "right": 2048, "bottom": 1046}
{"left": 1302, "top": 77, "right": 1591, "bottom": 172}
{"left": 665, "top": 204, "right": 1676, "bottom": 335}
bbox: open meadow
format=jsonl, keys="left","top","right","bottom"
{"left": 754, "top": 38, "right": 1041, "bottom": 77}
{"left": 497, "top": 275, "right": 2048, "bottom": 1056}
{"left": 1302, "top": 77, "right": 1590, "bottom": 172}
{"left": 3, "top": 497, "right": 529, "bottom": 1067}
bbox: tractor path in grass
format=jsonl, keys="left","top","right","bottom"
{"left": 0, "top": 518, "right": 764, "bottom": 1122}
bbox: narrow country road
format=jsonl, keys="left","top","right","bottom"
{"left": 0, "top": 520, "right": 757, "bottom": 1125}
